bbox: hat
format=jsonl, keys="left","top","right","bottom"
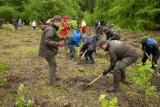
{"left": 63, "top": 15, "right": 68, "bottom": 22}
{"left": 147, "top": 38, "right": 156, "bottom": 45}
{"left": 51, "top": 15, "right": 62, "bottom": 22}
{"left": 98, "top": 40, "right": 107, "bottom": 47}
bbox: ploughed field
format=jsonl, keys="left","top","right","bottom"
{"left": 0, "top": 25, "right": 160, "bottom": 107}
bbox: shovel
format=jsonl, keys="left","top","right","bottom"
{"left": 85, "top": 74, "right": 103, "bottom": 88}
{"left": 144, "top": 51, "right": 160, "bottom": 76}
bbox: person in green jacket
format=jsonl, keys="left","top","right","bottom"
{"left": 39, "top": 15, "right": 66, "bottom": 86}
{"left": 98, "top": 40, "right": 139, "bottom": 92}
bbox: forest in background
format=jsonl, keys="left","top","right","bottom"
{"left": 0, "top": 0, "right": 160, "bottom": 30}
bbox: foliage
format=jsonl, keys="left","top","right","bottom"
{"left": 93, "top": 0, "right": 160, "bottom": 30}
{"left": 128, "top": 61, "right": 160, "bottom": 106}
{"left": 15, "top": 84, "right": 34, "bottom": 107}
{"left": 132, "top": 62, "right": 156, "bottom": 93}
{"left": 0, "top": 61, "right": 8, "bottom": 86}
{"left": 98, "top": 94, "right": 118, "bottom": 107}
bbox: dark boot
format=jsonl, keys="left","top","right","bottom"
{"left": 107, "top": 84, "right": 120, "bottom": 92}
{"left": 85, "top": 60, "right": 89, "bottom": 66}
{"left": 121, "top": 79, "right": 132, "bottom": 84}
{"left": 90, "top": 59, "right": 95, "bottom": 64}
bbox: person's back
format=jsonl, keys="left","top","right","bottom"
{"left": 106, "top": 28, "right": 120, "bottom": 40}
{"left": 108, "top": 40, "right": 138, "bottom": 61}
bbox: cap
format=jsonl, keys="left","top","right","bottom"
{"left": 51, "top": 15, "right": 62, "bottom": 22}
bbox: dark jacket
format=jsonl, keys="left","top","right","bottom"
{"left": 39, "top": 24, "right": 60, "bottom": 57}
{"left": 105, "top": 28, "right": 120, "bottom": 40}
{"left": 67, "top": 36, "right": 79, "bottom": 47}
{"left": 81, "top": 37, "right": 96, "bottom": 52}
{"left": 141, "top": 38, "right": 159, "bottom": 61}
{"left": 105, "top": 40, "right": 139, "bottom": 72}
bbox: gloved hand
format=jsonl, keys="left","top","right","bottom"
{"left": 103, "top": 70, "right": 109, "bottom": 76}
{"left": 59, "top": 41, "right": 66, "bottom": 46}
{"left": 79, "top": 51, "right": 83, "bottom": 56}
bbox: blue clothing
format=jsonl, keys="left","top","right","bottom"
{"left": 73, "top": 30, "right": 81, "bottom": 47}
{"left": 147, "top": 38, "right": 157, "bottom": 45}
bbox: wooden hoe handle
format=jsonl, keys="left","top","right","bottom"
{"left": 88, "top": 74, "right": 103, "bottom": 86}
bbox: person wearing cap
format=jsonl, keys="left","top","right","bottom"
{"left": 98, "top": 40, "right": 139, "bottom": 92}
{"left": 103, "top": 26, "right": 120, "bottom": 41}
{"left": 141, "top": 38, "right": 159, "bottom": 68}
{"left": 60, "top": 15, "right": 70, "bottom": 37}
{"left": 39, "top": 15, "right": 66, "bottom": 86}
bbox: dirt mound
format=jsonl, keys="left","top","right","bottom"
{"left": 64, "top": 75, "right": 113, "bottom": 91}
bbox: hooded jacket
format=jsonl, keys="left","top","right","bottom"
{"left": 81, "top": 37, "right": 96, "bottom": 52}
{"left": 105, "top": 28, "right": 120, "bottom": 40}
{"left": 105, "top": 40, "right": 139, "bottom": 72}
{"left": 39, "top": 24, "right": 60, "bottom": 57}
{"left": 141, "top": 38, "right": 159, "bottom": 60}
{"left": 73, "top": 30, "right": 81, "bottom": 47}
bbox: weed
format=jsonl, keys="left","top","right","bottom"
{"left": 98, "top": 94, "right": 118, "bottom": 107}
{"left": 15, "top": 84, "right": 34, "bottom": 107}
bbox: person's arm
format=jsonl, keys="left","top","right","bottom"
{"left": 153, "top": 45, "right": 160, "bottom": 63}
{"left": 103, "top": 50, "right": 117, "bottom": 75}
{"left": 110, "top": 31, "right": 119, "bottom": 40}
{"left": 44, "top": 29, "right": 60, "bottom": 47}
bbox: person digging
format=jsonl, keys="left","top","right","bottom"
{"left": 79, "top": 36, "right": 96, "bottom": 65}
{"left": 141, "top": 38, "right": 159, "bottom": 69}
{"left": 39, "top": 15, "right": 66, "bottom": 86}
{"left": 98, "top": 40, "right": 139, "bottom": 92}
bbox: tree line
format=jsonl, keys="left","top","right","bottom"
{"left": 0, "top": 0, "right": 160, "bottom": 30}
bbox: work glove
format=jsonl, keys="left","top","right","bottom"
{"left": 152, "top": 62, "right": 157, "bottom": 66}
{"left": 103, "top": 70, "right": 109, "bottom": 76}
{"left": 79, "top": 51, "right": 83, "bottom": 56}
{"left": 59, "top": 41, "right": 66, "bottom": 46}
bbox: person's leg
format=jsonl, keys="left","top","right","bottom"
{"left": 151, "top": 53, "right": 158, "bottom": 68}
{"left": 142, "top": 51, "right": 150, "bottom": 65}
{"left": 84, "top": 51, "right": 89, "bottom": 65}
{"left": 45, "top": 56, "right": 58, "bottom": 84}
{"left": 107, "top": 61, "right": 128, "bottom": 92}
{"left": 88, "top": 51, "right": 94, "bottom": 64}
{"left": 68, "top": 45, "right": 75, "bottom": 60}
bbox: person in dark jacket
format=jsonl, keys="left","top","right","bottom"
{"left": 39, "top": 15, "right": 66, "bottom": 86}
{"left": 67, "top": 35, "right": 80, "bottom": 60}
{"left": 12, "top": 18, "right": 18, "bottom": 30}
{"left": 98, "top": 40, "right": 139, "bottom": 92}
{"left": 80, "top": 36, "right": 96, "bottom": 65}
{"left": 0, "top": 19, "right": 4, "bottom": 29}
{"left": 141, "top": 38, "right": 159, "bottom": 68}
{"left": 103, "top": 27, "right": 120, "bottom": 41}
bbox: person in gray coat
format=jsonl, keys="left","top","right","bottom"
{"left": 39, "top": 15, "right": 66, "bottom": 86}
{"left": 99, "top": 40, "right": 139, "bottom": 92}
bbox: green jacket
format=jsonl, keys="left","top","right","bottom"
{"left": 39, "top": 24, "right": 60, "bottom": 57}
{"left": 105, "top": 40, "right": 139, "bottom": 72}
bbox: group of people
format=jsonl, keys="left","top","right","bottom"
{"left": 39, "top": 15, "right": 159, "bottom": 92}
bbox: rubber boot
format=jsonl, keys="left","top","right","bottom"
{"left": 85, "top": 60, "right": 89, "bottom": 66}
{"left": 107, "top": 83, "right": 120, "bottom": 92}
{"left": 90, "top": 59, "right": 95, "bottom": 64}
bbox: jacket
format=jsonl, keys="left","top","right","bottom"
{"left": 141, "top": 38, "right": 159, "bottom": 60}
{"left": 105, "top": 40, "right": 139, "bottom": 72}
{"left": 39, "top": 24, "right": 60, "bottom": 57}
{"left": 73, "top": 30, "right": 81, "bottom": 47}
{"left": 81, "top": 37, "right": 96, "bottom": 52}
{"left": 105, "top": 28, "right": 120, "bottom": 40}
